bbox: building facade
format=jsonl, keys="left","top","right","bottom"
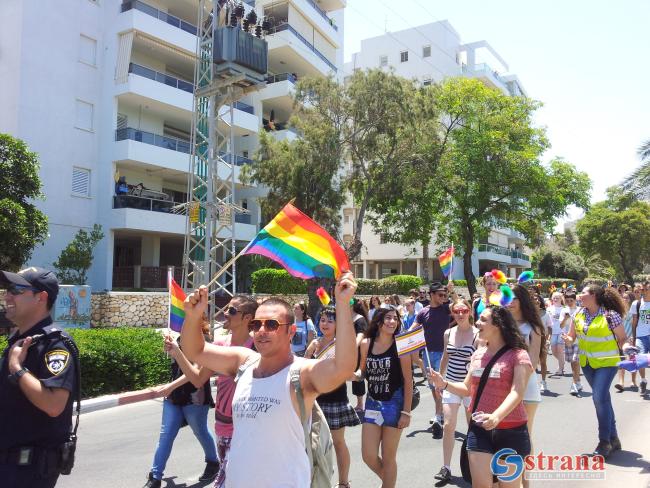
{"left": 0, "top": 0, "right": 345, "bottom": 291}
{"left": 342, "top": 21, "right": 530, "bottom": 282}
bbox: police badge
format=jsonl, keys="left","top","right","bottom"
{"left": 45, "top": 349, "right": 70, "bottom": 375}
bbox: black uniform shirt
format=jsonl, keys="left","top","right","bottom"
{"left": 0, "top": 317, "right": 77, "bottom": 449}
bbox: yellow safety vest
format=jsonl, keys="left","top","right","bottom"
{"left": 575, "top": 312, "right": 619, "bottom": 368}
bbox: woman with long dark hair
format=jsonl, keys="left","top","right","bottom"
{"left": 358, "top": 307, "right": 413, "bottom": 488}
{"left": 368, "top": 296, "right": 381, "bottom": 321}
{"left": 292, "top": 302, "right": 316, "bottom": 357}
{"left": 428, "top": 305, "right": 532, "bottom": 487}
{"left": 351, "top": 298, "right": 370, "bottom": 413}
{"left": 563, "top": 285, "right": 631, "bottom": 458}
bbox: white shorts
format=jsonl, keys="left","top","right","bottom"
{"left": 524, "top": 371, "right": 542, "bottom": 403}
{"left": 442, "top": 389, "right": 471, "bottom": 407}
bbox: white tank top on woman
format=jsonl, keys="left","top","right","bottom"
{"left": 518, "top": 322, "right": 541, "bottom": 403}
{"left": 226, "top": 359, "right": 310, "bottom": 488}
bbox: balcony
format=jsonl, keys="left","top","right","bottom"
{"left": 268, "top": 127, "right": 299, "bottom": 142}
{"left": 113, "top": 194, "right": 182, "bottom": 213}
{"left": 267, "top": 23, "right": 337, "bottom": 76}
{"left": 461, "top": 63, "right": 508, "bottom": 94}
{"left": 129, "top": 63, "right": 193, "bottom": 93}
{"left": 510, "top": 249, "right": 531, "bottom": 266}
{"left": 114, "top": 128, "right": 190, "bottom": 173}
{"left": 314, "top": 0, "right": 346, "bottom": 11}
{"left": 121, "top": 1, "right": 197, "bottom": 35}
{"left": 305, "top": 0, "right": 338, "bottom": 31}
{"left": 115, "top": 127, "right": 190, "bottom": 153}
{"left": 477, "top": 243, "right": 512, "bottom": 265}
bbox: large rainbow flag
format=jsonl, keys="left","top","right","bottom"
{"left": 438, "top": 246, "right": 454, "bottom": 278}
{"left": 243, "top": 203, "right": 349, "bottom": 280}
{"left": 168, "top": 272, "right": 186, "bottom": 332}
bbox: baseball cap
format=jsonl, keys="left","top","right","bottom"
{"left": 0, "top": 267, "right": 60, "bottom": 303}
{"left": 429, "top": 282, "right": 446, "bottom": 293}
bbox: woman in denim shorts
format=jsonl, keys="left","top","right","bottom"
{"left": 357, "top": 307, "right": 414, "bottom": 488}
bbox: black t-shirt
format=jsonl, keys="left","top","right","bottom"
{"left": 366, "top": 337, "right": 403, "bottom": 401}
{"left": 415, "top": 303, "right": 452, "bottom": 352}
{"left": 0, "top": 317, "right": 77, "bottom": 449}
{"left": 353, "top": 315, "right": 368, "bottom": 335}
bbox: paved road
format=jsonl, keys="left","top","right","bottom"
{"left": 59, "top": 371, "right": 649, "bottom": 488}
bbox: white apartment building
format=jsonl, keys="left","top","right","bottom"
{"left": 0, "top": 0, "right": 345, "bottom": 291}
{"left": 342, "top": 21, "right": 530, "bottom": 282}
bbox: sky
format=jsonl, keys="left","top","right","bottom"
{"left": 342, "top": 0, "right": 650, "bottom": 229}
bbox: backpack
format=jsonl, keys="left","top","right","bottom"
{"left": 289, "top": 365, "right": 335, "bottom": 488}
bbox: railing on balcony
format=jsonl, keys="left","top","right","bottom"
{"left": 121, "top": 0, "right": 197, "bottom": 35}
{"left": 269, "top": 23, "right": 337, "bottom": 72}
{"left": 478, "top": 243, "right": 511, "bottom": 257}
{"left": 113, "top": 195, "right": 183, "bottom": 213}
{"left": 265, "top": 72, "right": 298, "bottom": 84}
{"left": 115, "top": 127, "right": 191, "bottom": 154}
{"left": 510, "top": 250, "right": 530, "bottom": 262}
{"left": 128, "top": 63, "right": 194, "bottom": 93}
{"left": 233, "top": 101, "right": 254, "bottom": 114}
{"left": 304, "top": 0, "right": 338, "bottom": 31}
{"left": 235, "top": 213, "right": 252, "bottom": 224}
{"left": 218, "top": 152, "right": 254, "bottom": 166}
{"left": 112, "top": 265, "right": 183, "bottom": 289}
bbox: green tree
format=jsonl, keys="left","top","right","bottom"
{"left": 53, "top": 224, "right": 104, "bottom": 284}
{"left": 0, "top": 133, "right": 48, "bottom": 270}
{"left": 576, "top": 194, "right": 650, "bottom": 284}
{"left": 536, "top": 248, "right": 588, "bottom": 281}
{"left": 620, "top": 138, "right": 650, "bottom": 199}
{"left": 366, "top": 78, "right": 592, "bottom": 294}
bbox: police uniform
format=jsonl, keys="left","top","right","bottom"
{"left": 0, "top": 316, "right": 77, "bottom": 487}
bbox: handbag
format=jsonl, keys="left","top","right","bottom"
{"left": 460, "top": 345, "right": 510, "bottom": 483}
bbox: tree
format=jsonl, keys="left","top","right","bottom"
{"left": 366, "top": 78, "right": 592, "bottom": 295}
{"left": 620, "top": 138, "right": 650, "bottom": 199}
{"left": 53, "top": 224, "right": 104, "bottom": 285}
{"left": 536, "top": 248, "right": 588, "bottom": 281}
{"left": 576, "top": 193, "right": 650, "bottom": 284}
{"left": 0, "top": 133, "right": 48, "bottom": 270}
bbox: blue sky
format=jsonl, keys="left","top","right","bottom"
{"left": 343, "top": 0, "right": 650, "bottom": 227}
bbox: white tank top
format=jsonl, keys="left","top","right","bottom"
{"left": 226, "top": 359, "right": 310, "bottom": 488}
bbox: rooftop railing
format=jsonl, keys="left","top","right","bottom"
{"left": 129, "top": 63, "right": 194, "bottom": 93}
{"left": 121, "top": 0, "right": 197, "bottom": 35}
{"left": 115, "top": 127, "right": 191, "bottom": 154}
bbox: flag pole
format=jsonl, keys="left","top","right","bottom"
{"left": 449, "top": 242, "right": 454, "bottom": 281}
{"left": 206, "top": 242, "right": 253, "bottom": 291}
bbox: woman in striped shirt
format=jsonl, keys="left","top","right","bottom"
{"left": 433, "top": 299, "right": 479, "bottom": 484}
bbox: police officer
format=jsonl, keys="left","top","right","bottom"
{"left": 0, "top": 267, "right": 78, "bottom": 487}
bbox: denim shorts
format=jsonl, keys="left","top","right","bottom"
{"left": 636, "top": 335, "right": 650, "bottom": 354}
{"left": 364, "top": 388, "right": 404, "bottom": 428}
{"left": 466, "top": 422, "right": 531, "bottom": 456}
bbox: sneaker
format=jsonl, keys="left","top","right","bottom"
{"left": 432, "top": 420, "right": 443, "bottom": 439}
{"left": 570, "top": 383, "right": 579, "bottom": 396}
{"left": 592, "top": 440, "right": 612, "bottom": 459}
{"left": 199, "top": 460, "right": 220, "bottom": 481}
{"left": 576, "top": 382, "right": 584, "bottom": 391}
{"left": 144, "top": 472, "right": 161, "bottom": 488}
{"left": 640, "top": 380, "right": 647, "bottom": 395}
{"left": 540, "top": 381, "right": 547, "bottom": 393}
{"left": 434, "top": 466, "right": 451, "bottom": 483}
{"left": 630, "top": 384, "right": 639, "bottom": 392}
{"left": 610, "top": 437, "right": 622, "bottom": 451}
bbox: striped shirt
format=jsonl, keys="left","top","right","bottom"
{"left": 445, "top": 331, "right": 478, "bottom": 382}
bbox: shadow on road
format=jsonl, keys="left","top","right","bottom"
{"left": 161, "top": 477, "right": 213, "bottom": 488}
{"left": 605, "top": 450, "right": 650, "bottom": 472}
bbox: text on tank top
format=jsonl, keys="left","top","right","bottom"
{"left": 366, "top": 337, "right": 403, "bottom": 401}
{"left": 445, "top": 330, "right": 477, "bottom": 382}
{"left": 226, "top": 360, "right": 310, "bottom": 488}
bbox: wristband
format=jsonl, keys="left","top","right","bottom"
{"left": 400, "top": 410, "right": 411, "bottom": 417}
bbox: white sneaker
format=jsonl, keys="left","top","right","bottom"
{"left": 540, "top": 381, "right": 547, "bottom": 393}
{"left": 576, "top": 382, "right": 583, "bottom": 391}
{"left": 570, "top": 383, "right": 579, "bottom": 396}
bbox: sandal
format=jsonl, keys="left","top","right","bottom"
{"left": 614, "top": 383, "right": 624, "bottom": 392}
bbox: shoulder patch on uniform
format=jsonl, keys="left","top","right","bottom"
{"left": 45, "top": 349, "right": 70, "bottom": 375}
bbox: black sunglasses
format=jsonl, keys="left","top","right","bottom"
{"left": 227, "top": 306, "right": 240, "bottom": 316}
{"left": 6, "top": 284, "right": 41, "bottom": 296}
{"left": 248, "top": 319, "right": 292, "bottom": 332}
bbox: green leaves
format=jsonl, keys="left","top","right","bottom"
{"left": 0, "top": 134, "right": 48, "bottom": 270}
{"left": 53, "top": 224, "right": 104, "bottom": 285}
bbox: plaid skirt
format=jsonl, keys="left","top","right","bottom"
{"left": 318, "top": 401, "right": 361, "bottom": 430}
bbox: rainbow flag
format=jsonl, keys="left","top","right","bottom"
{"left": 438, "top": 246, "right": 454, "bottom": 277}
{"left": 168, "top": 273, "right": 186, "bottom": 332}
{"left": 243, "top": 203, "right": 349, "bottom": 280}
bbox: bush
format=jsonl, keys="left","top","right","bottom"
{"left": 451, "top": 280, "right": 468, "bottom": 287}
{"left": 0, "top": 328, "right": 170, "bottom": 399}
{"left": 537, "top": 249, "right": 588, "bottom": 281}
{"left": 251, "top": 268, "right": 307, "bottom": 294}
{"left": 379, "top": 275, "right": 423, "bottom": 294}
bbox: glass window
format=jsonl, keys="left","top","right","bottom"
{"left": 75, "top": 100, "right": 94, "bottom": 131}
{"left": 379, "top": 55, "right": 388, "bottom": 67}
{"left": 79, "top": 35, "right": 97, "bottom": 66}
{"left": 400, "top": 51, "right": 408, "bottom": 63}
{"left": 422, "top": 45, "right": 431, "bottom": 58}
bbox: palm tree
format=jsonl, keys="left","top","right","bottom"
{"left": 621, "top": 139, "right": 650, "bottom": 199}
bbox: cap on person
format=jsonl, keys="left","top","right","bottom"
{"left": 0, "top": 267, "right": 60, "bottom": 309}
{"left": 429, "top": 282, "right": 447, "bottom": 293}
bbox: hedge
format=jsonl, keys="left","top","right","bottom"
{"left": 251, "top": 268, "right": 307, "bottom": 294}
{"left": 356, "top": 275, "right": 424, "bottom": 295}
{"left": 0, "top": 328, "right": 170, "bottom": 399}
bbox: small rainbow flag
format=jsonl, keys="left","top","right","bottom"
{"left": 243, "top": 203, "right": 349, "bottom": 280}
{"left": 168, "top": 272, "right": 186, "bottom": 332}
{"left": 438, "top": 246, "right": 454, "bottom": 277}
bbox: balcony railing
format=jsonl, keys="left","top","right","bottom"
{"left": 269, "top": 23, "right": 337, "bottom": 72}
{"left": 121, "top": 0, "right": 197, "bottom": 35}
{"left": 113, "top": 195, "right": 181, "bottom": 213}
{"left": 233, "top": 101, "right": 254, "bottom": 114}
{"left": 115, "top": 127, "right": 191, "bottom": 154}
{"left": 265, "top": 72, "right": 298, "bottom": 84}
{"left": 129, "top": 63, "right": 194, "bottom": 93}
{"left": 510, "top": 250, "right": 530, "bottom": 262}
{"left": 219, "top": 152, "right": 254, "bottom": 166}
{"left": 235, "top": 213, "right": 252, "bottom": 224}
{"left": 305, "top": 0, "right": 338, "bottom": 31}
{"left": 478, "top": 243, "right": 530, "bottom": 262}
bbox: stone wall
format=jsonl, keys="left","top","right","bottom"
{"left": 91, "top": 292, "right": 168, "bottom": 327}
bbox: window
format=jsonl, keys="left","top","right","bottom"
{"left": 117, "top": 113, "right": 127, "bottom": 130}
{"left": 344, "top": 215, "right": 350, "bottom": 224}
{"left": 422, "top": 45, "right": 431, "bottom": 58}
{"left": 78, "top": 35, "right": 97, "bottom": 66}
{"left": 242, "top": 150, "right": 249, "bottom": 158}
{"left": 379, "top": 55, "right": 388, "bottom": 67}
{"left": 423, "top": 77, "right": 432, "bottom": 86}
{"left": 72, "top": 167, "right": 91, "bottom": 197}
{"left": 400, "top": 51, "right": 408, "bottom": 63}
{"left": 75, "top": 100, "right": 94, "bottom": 131}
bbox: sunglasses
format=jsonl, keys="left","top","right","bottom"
{"left": 6, "top": 285, "right": 41, "bottom": 296}
{"left": 452, "top": 308, "right": 470, "bottom": 314}
{"left": 434, "top": 292, "right": 448, "bottom": 298}
{"left": 227, "top": 306, "right": 240, "bottom": 316}
{"left": 248, "top": 319, "right": 292, "bottom": 332}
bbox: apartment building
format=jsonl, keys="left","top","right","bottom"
{"left": 342, "top": 21, "right": 530, "bottom": 282}
{"left": 0, "top": 0, "right": 345, "bottom": 291}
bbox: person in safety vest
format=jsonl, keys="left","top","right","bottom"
{"left": 562, "top": 284, "right": 633, "bottom": 459}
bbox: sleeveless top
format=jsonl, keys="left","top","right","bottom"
{"left": 445, "top": 329, "right": 478, "bottom": 382}
{"left": 366, "top": 337, "right": 403, "bottom": 401}
{"left": 308, "top": 341, "right": 348, "bottom": 404}
{"left": 227, "top": 359, "right": 310, "bottom": 488}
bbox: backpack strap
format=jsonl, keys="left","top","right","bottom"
{"left": 234, "top": 353, "right": 260, "bottom": 383}
{"left": 290, "top": 363, "right": 314, "bottom": 470}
